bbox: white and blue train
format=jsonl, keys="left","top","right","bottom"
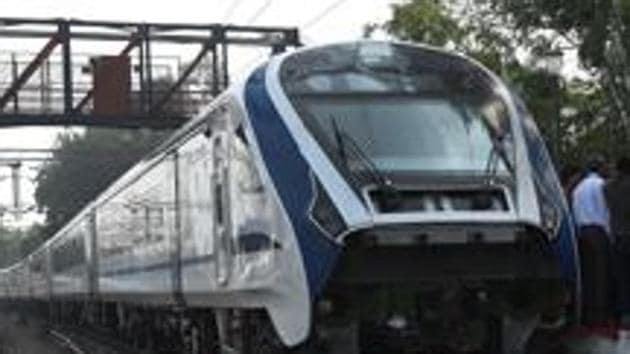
{"left": 0, "top": 41, "right": 579, "bottom": 354}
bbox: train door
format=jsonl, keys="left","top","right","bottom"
{"left": 212, "top": 125, "right": 233, "bottom": 286}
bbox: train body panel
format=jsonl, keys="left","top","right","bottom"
{"left": 28, "top": 248, "right": 49, "bottom": 300}
{"left": 49, "top": 216, "right": 90, "bottom": 297}
{"left": 95, "top": 154, "right": 177, "bottom": 304}
{"left": 2, "top": 266, "right": 20, "bottom": 299}
{"left": 173, "top": 95, "right": 311, "bottom": 343}
{"left": 0, "top": 270, "right": 6, "bottom": 299}
{"left": 11, "top": 261, "right": 29, "bottom": 299}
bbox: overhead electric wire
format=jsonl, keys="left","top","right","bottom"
{"left": 302, "top": 0, "right": 352, "bottom": 29}
{"left": 234, "top": 0, "right": 349, "bottom": 83}
{"left": 232, "top": 0, "right": 275, "bottom": 75}
{"left": 222, "top": 0, "right": 245, "bottom": 22}
{"left": 246, "top": 0, "right": 273, "bottom": 25}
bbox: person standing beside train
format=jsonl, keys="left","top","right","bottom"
{"left": 605, "top": 157, "right": 630, "bottom": 328}
{"left": 572, "top": 157, "right": 613, "bottom": 328}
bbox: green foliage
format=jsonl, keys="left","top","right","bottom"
{"left": 0, "top": 224, "right": 46, "bottom": 267}
{"left": 384, "top": 0, "right": 627, "bottom": 168}
{"left": 488, "top": 0, "right": 630, "bottom": 153}
{"left": 489, "top": 0, "right": 614, "bottom": 68}
{"left": 35, "top": 128, "right": 169, "bottom": 236}
{"left": 387, "top": 0, "right": 464, "bottom": 47}
{"left": 0, "top": 226, "right": 22, "bottom": 267}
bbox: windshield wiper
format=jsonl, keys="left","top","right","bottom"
{"left": 331, "top": 116, "right": 348, "bottom": 166}
{"left": 484, "top": 135, "right": 515, "bottom": 177}
{"left": 330, "top": 116, "right": 401, "bottom": 211}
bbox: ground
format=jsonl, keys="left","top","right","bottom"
{"left": 0, "top": 312, "right": 71, "bottom": 354}
{"left": 566, "top": 333, "right": 630, "bottom": 354}
{"left": 2, "top": 309, "right": 630, "bottom": 353}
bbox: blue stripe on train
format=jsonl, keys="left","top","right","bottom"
{"left": 551, "top": 213, "right": 578, "bottom": 282}
{"left": 522, "top": 125, "right": 578, "bottom": 284}
{"left": 244, "top": 66, "right": 341, "bottom": 298}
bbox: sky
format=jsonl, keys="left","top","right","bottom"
{"left": 0, "top": 0, "right": 397, "bottom": 49}
{"left": 0, "top": 0, "right": 399, "bottom": 227}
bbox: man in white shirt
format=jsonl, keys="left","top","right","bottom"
{"left": 572, "top": 157, "right": 612, "bottom": 328}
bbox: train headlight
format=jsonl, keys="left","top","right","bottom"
{"left": 535, "top": 184, "right": 561, "bottom": 240}
{"left": 540, "top": 200, "right": 561, "bottom": 238}
{"left": 386, "top": 314, "right": 408, "bottom": 330}
{"left": 311, "top": 178, "right": 346, "bottom": 240}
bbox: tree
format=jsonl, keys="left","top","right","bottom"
{"left": 0, "top": 224, "right": 46, "bottom": 267}
{"left": 35, "top": 128, "right": 169, "bottom": 236}
{"left": 383, "top": 0, "right": 624, "bottom": 167}
{"left": 486, "top": 0, "right": 630, "bottom": 156}
{"left": 0, "top": 226, "right": 23, "bottom": 267}
{"left": 387, "top": 0, "right": 464, "bottom": 48}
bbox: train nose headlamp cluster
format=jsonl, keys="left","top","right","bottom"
{"left": 535, "top": 182, "right": 561, "bottom": 240}
{"left": 386, "top": 314, "right": 408, "bottom": 330}
{"left": 311, "top": 178, "right": 346, "bottom": 241}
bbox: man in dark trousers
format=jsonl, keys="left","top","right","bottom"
{"left": 605, "top": 157, "right": 630, "bottom": 327}
{"left": 572, "top": 157, "right": 612, "bottom": 328}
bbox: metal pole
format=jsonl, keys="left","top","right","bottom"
{"left": 138, "top": 26, "right": 145, "bottom": 115}
{"left": 172, "top": 152, "right": 184, "bottom": 306}
{"left": 211, "top": 44, "right": 219, "bottom": 97}
{"left": 221, "top": 43, "right": 229, "bottom": 90}
{"left": 44, "top": 59, "right": 51, "bottom": 112}
{"left": 59, "top": 21, "right": 73, "bottom": 115}
{"left": 40, "top": 53, "right": 45, "bottom": 112}
{"left": 144, "top": 25, "right": 153, "bottom": 114}
{"left": 10, "top": 53, "right": 18, "bottom": 112}
{"left": 9, "top": 162, "right": 20, "bottom": 211}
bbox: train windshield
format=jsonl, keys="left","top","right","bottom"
{"left": 280, "top": 42, "right": 515, "bottom": 183}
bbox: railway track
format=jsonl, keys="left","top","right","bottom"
{"left": 47, "top": 325, "right": 146, "bottom": 354}
{"left": 48, "top": 329, "right": 86, "bottom": 354}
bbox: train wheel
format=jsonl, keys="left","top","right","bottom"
{"left": 243, "top": 310, "right": 287, "bottom": 354}
{"left": 485, "top": 315, "right": 503, "bottom": 354}
{"left": 186, "top": 314, "right": 218, "bottom": 354}
{"left": 200, "top": 312, "right": 220, "bottom": 354}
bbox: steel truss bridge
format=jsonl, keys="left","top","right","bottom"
{"left": 0, "top": 18, "right": 300, "bottom": 129}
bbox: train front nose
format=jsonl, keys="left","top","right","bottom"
{"left": 273, "top": 41, "right": 574, "bottom": 352}
{"left": 333, "top": 221, "right": 560, "bottom": 284}
{"left": 311, "top": 215, "right": 566, "bottom": 353}
{"left": 310, "top": 178, "right": 566, "bottom": 353}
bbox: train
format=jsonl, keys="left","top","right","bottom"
{"left": 0, "top": 40, "right": 579, "bottom": 354}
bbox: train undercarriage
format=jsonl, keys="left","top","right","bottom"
{"left": 3, "top": 225, "right": 571, "bottom": 354}
{"left": 301, "top": 226, "right": 571, "bottom": 354}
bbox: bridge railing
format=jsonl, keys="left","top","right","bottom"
{"left": 0, "top": 18, "right": 301, "bottom": 129}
